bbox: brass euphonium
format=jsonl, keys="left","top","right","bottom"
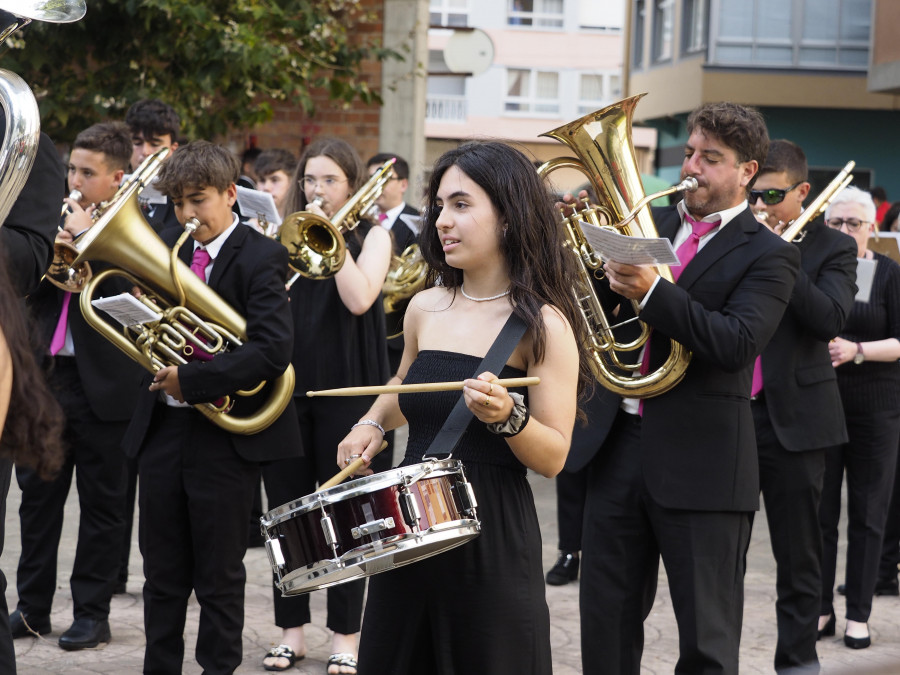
{"left": 383, "top": 243, "right": 428, "bottom": 315}
{"left": 74, "top": 149, "right": 295, "bottom": 435}
{"left": 280, "top": 158, "right": 397, "bottom": 282}
{"left": 46, "top": 189, "right": 93, "bottom": 292}
{"left": 0, "top": 2, "right": 86, "bottom": 227}
{"left": 538, "top": 93, "right": 697, "bottom": 398}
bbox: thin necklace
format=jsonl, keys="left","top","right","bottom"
{"left": 460, "top": 284, "right": 510, "bottom": 302}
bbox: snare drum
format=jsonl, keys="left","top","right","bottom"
{"left": 261, "top": 458, "right": 480, "bottom": 595}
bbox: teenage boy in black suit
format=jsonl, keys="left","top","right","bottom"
{"left": 10, "top": 122, "right": 141, "bottom": 650}
{"left": 125, "top": 98, "right": 181, "bottom": 230}
{"left": 749, "top": 140, "right": 857, "bottom": 671}
{"left": 120, "top": 140, "right": 301, "bottom": 674}
{"left": 580, "top": 102, "right": 801, "bottom": 674}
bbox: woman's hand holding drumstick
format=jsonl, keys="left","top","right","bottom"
{"left": 464, "top": 371, "right": 515, "bottom": 424}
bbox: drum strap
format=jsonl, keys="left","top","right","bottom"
{"left": 423, "top": 312, "right": 528, "bottom": 459}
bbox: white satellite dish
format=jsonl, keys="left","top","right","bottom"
{"left": 443, "top": 28, "right": 494, "bottom": 77}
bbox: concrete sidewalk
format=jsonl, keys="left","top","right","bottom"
{"left": 4, "top": 463, "right": 900, "bottom": 673}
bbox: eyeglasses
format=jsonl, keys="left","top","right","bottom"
{"left": 826, "top": 218, "right": 869, "bottom": 233}
{"left": 748, "top": 182, "right": 802, "bottom": 206}
{"left": 301, "top": 176, "right": 347, "bottom": 189}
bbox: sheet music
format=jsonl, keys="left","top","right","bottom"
{"left": 122, "top": 173, "right": 167, "bottom": 205}
{"left": 578, "top": 220, "right": 679, "bottom": 266}
{"left": 855, "top": 257, "right": 876, "bottom": 303}
{"left": 92, "top": 293, "right": 162, "bottom": 327}
{"left": 398, "top": 213, "right": 422, "bottom": 234}
{"left": 236, "top": 186, "right": 282, "bottom": 226}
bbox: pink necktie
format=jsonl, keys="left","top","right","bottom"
{"left": 191, "top": 248, "right": 212, "bottom": 281}
{"left": 49, "top": 292, "right": 72, "bottom": 355}
{"left": 751, "top": 357, "right": 763, "bottom": 398}
{"left": 639, "top": 214, "right": 720, "bottom": 414}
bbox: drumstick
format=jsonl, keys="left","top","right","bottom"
{"left": 318, "top": 440, "right": 388, "bottom": 492}
{"left": 306, "top": 376, "right": 540, "bottom": 398}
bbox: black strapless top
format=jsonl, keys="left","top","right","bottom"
{"left": 398, "top": 350, "right": 528, "bottom": 474}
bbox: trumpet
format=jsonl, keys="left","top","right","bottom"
{"left": 280, "top": 158, "right": 396, "bottom": 288}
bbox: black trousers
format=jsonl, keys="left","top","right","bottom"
{"left": 877, "top": 434, "right": 900, "bottom": 584}
{"left": 15, "top": 358, "right": 127, "bottom": 622}
{"left": 752, "top": 398, "right": 826, "bottom": 672}
{"left": 0, "top": 458, "right": 15, "bottom": 674}
{"left": 555, "top": 466, "right": 587, "bottom": 552}
{"left": 580, "top": 411, "right": 750, "bottom": 675}
{"left": 138, "top": 405, "right": 259, "bottom": 675}
{"left": 820, "top": 408, "right": 900, "bottom": 623}
{"left": 260, "top": 395, "right": 393, "bottom": 634}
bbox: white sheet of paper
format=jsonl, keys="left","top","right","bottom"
{"left": 578, "top": 220, "right": 679, "bottom": 266}
{"left": 122, "top": 174, "right": 167, "bottom": 205}
{"left": 92, "top": 293, "right": 162, "bottom": 327}
{"left": 855, "top": 257, "right": 876, "bottom": 303}
{"left": 236, "top": 186, "right": 282, "bottom": 226}
{"left": 398, "top": 213, "right": 422, "bottom": 234}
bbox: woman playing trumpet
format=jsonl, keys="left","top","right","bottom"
{"left": 336, "top": 141, "right": 591, "bottom": 674}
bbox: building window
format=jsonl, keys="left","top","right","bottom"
{"left": 578, "top": 73, "right": 623, "bottom": 115}
{"left": 579, "top": 0, "right": 625, "bottom": 31}
{"left": 633, "top": 0, "right": 646, "bottom": 69}
{"left": 651, "top": 0, "right": 674, "bottom": 63}
{"left": 505, "top": 69, "right": 560, "bottom": 115}
{"left": 426, "top": 75, "right": 467, "bottom": 122}
{"left": 508, "top": 0, "right": 564, "bottom": 28}
{"left": 682, "top": 0, "right": 708, "bottom": 54}
{"left": 429, "top": 0, "right": 469, "bottom": 27}
{"left": 711, "top": 0, "right": 870, "bottom": 69}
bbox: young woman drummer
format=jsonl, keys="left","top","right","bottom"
{"left": 336, "top": 140, "right": 591, "bottom": 674}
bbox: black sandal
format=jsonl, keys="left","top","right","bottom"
{"left": 263, "top": 644, "right": 304, "bottom": 672}
{"left": 327, "top": 652, "right": 358, "bottom": 674}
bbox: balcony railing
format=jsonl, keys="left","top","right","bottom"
{"left": 426, "top": 95, "right": 467, "bottom": 122}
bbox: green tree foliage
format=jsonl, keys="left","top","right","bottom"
{"left": 1, "top": 0, "right": 398, "bottom": 142}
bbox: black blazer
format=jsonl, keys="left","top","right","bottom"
{"left": 388, "top": 203, "right": 420, "bottom": 254}
{"left": 28, "top": 268, "right": 145, "bottom": 421}
{"left": 758, "top": 221, "right": 857, "bottom": 451}
{"left": 607, "top": 205, "right": 801, "bottom": 512}
{"left": 0, "top": 131, "right": 64, "bottom": 296}
{"left": 122, "top": 223, "right": 301, "bottom": 463}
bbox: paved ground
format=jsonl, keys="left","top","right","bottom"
{"left": 4, "top": 434, "right": 900, "bottom": 673}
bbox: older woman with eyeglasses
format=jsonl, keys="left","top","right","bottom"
{"left": 818, "top": 185, "right": 900, "bottom": 650}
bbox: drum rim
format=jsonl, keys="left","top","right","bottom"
{"left": 261, "top": 457, "right": 468, "bottom": 527}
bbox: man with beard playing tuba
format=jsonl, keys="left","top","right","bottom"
{"left": 119, "top": 141, "right": 300, "bottom": 674}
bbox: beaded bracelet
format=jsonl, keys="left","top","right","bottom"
{"left": 352, "top": 419, "right": 386, "bottom": 436}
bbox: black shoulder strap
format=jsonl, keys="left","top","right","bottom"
{"left": 424, "top": 311, "right": 528, "bottom": 459}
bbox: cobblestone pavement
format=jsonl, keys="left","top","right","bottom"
{"left": 4, "top": 441, "right": 900, "bottom": 673}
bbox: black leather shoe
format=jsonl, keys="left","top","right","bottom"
{"left": 58, "top": 618, "right": 111, "bottom": 651}
{"left": 875, "top": 578, "right": 899, "bottom": 596}
{"left": 844, "top": 632, "right": 871, "bottom": 649}
{"left": 837, "top": 584, "right": 846, "bottom": 595}
{"left": 9, "top": 609, "right": 50, "bottom": 639}
{"left": 817, "top": 614, "right": 836, "bottom": 640}
{"left": 546, "top": 551, "right": 579, "bottom": 586}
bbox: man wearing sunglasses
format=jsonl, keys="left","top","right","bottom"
{"left": 749, "top": 139, "right": 857, "bottom": 671}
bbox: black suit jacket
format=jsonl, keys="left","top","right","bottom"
{"left": 388, "top": 203, "right": 419, "bottom": 254}
{"left": 606, "top": 205, "right": 801, "bottom": 512}
{"left": 122, "top": 223, "right": 301, "bottom": 463}
{"left": 28, "top": 268, "right": 145, "bottom": 421}
{"left": 0, "top": 131, "right": 64, "bottom": 296}
{"left": 758, "top": 221, "right": 857, "bottom": 451}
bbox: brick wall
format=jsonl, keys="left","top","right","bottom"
{"left": 225, "top": 0, "right": 384, "bottom": 164}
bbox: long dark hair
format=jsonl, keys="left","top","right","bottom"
{"left": 0, "top": 251, "right": 64, "bottom": 479}
{"left": 420, "top": 140, "right": 593, "bottom": 397}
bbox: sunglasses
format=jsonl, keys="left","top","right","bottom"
{"left": 826, "top": 218, "right": 869, "bottom": 233}
{"left": 749, "top": 182, "right": 801, "bottom": 206}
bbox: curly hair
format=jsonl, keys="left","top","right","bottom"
{"left": 687, "top": 102, "right": 769, "bottom": 189}
{"left": 420, "top": 140, "right": 594, "bottom": 399}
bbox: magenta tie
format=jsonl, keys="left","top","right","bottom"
{"left": 49, "top": 292, "right": 72, "bottom": 355}
{"left": 639, "top": 214, "right": 720, "bottom": 415}
{"left": 751, "top": 357, "right": 763, "bottom": 398}
{"left": 191, "top": 248, "right": 212, "bottom": 281}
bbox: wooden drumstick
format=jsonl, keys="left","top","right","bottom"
{"left": 307, "top": 376, "right": 540, "bottom": 398}
{"left": 318, "top": 440, "right": 388, "bottom": 492}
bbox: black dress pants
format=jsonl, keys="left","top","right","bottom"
{"left": 138, "top": 405, "right": 258, "bottom": 675}
{"left": 820, "top": 408, "right": 900, "bottom": 623}
{"left": 0, "top": 458, "right": 15, "bottom": 674}
{"left": 580, "top": 411, "right": 750, "bottom": 675}
{"left": 555, "top": 466, "right": 587, "bottom": 552}
{"left": 877, "top": 435, "right": 900, "bottom": 584}
{"left": 752, "top": 398, "right": 826, "bottom": 672}
{"left": 15, "top": 358, "right": 127, "bottom": 622}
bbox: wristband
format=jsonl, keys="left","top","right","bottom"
{"left": 486, "top": 392, "right": 530, "bottom": 438}
{"left": 352, "top": 419, "right": 386, "bottom": 435}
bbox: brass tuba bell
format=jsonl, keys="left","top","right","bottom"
{"left": 538, "top": 94, "right": 697, "bottom": 398}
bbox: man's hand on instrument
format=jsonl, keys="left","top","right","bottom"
{"left": 337, "top": 423, "right": 382, "bottom": 476}
{"left": 59, "top": 201, "right": 93, "bottom": 242}
{"left": 149, "top": 365, "right": 184, "bottom": 402}
{"left": 464, "top": 372, "right": 513, "bottom": 424}
{"left": 603, "top": 260, "right": 657, "bottom": 301}
{"left": 554, "top": 189, "right": 592, "bottom": 220}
